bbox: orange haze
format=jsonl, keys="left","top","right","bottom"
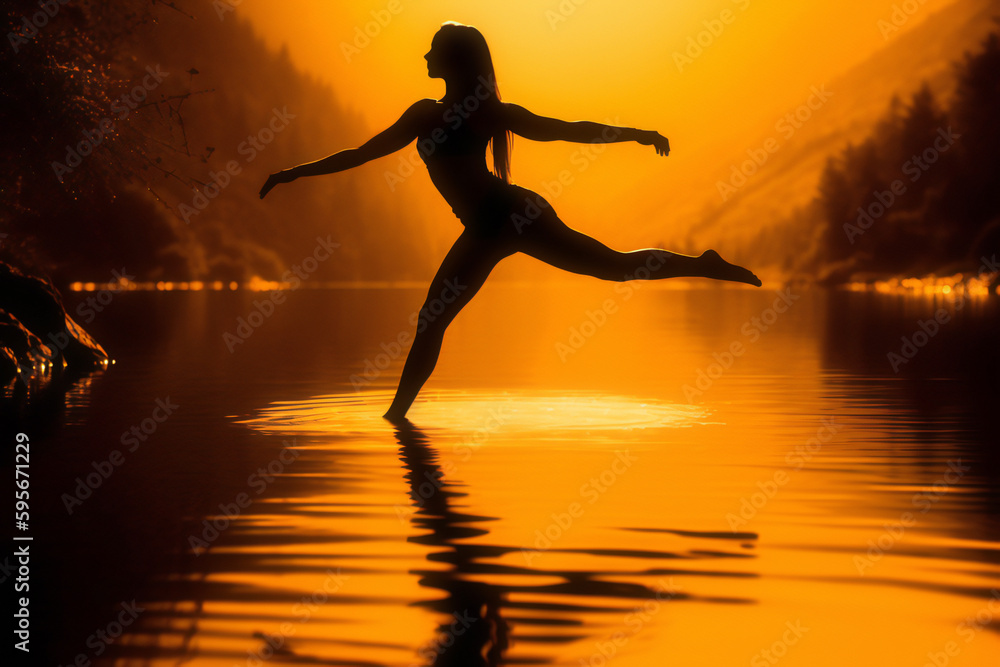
{"left": 240, "top": 0, "right": 959, "bottom": 259}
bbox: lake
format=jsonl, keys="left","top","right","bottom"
{"left": 13, "top": 280, "right": 999, "bottom": 666}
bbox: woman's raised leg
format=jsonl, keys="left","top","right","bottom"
{"left": 517, "top": 212, "right": 761, "bottom": 286}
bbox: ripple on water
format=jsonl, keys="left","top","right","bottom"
{"left": 235, "top": 389, "right": 714, "bottom": 438}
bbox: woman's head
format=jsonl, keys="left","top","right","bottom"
{"left": 425, "top": 22, "right": 493, "bottom": 84}
{"left": 425, "top": 22, "right": 512, "bottom": 182}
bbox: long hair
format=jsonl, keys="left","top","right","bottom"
{"left": 435, "top": 22, "right": 512, "bottom": 183}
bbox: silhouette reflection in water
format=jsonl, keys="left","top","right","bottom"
{"left": 392, "top": 419, "right": 757, "bottom": 665}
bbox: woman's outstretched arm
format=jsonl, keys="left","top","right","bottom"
{"left": 259, "top": 99, "right": 434, "bottom": 198}
{"left": 503, "top": 103, "right": 670, "bottom": 156}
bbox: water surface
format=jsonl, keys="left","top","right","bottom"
{"left": 18, "top": 282, "right": 999, "bottom": 666}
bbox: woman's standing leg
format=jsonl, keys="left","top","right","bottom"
{"left": 384, "top": 231, "right": 512, "bottom": 421}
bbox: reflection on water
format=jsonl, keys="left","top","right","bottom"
{"left": 238, "top": 390, "right": 712, "bottom": 436}
{"left": 109, "top": 395, "right": 756, "bottom": 666}
{"left": 16, "top": 285, "right": 999, "bottom": 666}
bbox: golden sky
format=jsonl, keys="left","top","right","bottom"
{"left": 239, "top": 0, "right": 958, "bottom": 251}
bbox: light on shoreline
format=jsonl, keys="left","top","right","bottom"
{"left": 845, "top": 272, "right": 996, "bottom": 298}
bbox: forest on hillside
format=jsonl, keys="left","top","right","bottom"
{"left": 815, "top": 31, "right": 1000, "bottom": 281}
{"left": 745, "top": 30, "right": 1000, "bottom": 283}
{"left": 1, "top": 0, "right": 436, "bottom": 286}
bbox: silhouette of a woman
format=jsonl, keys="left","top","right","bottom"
{"left": 261, "top": 22, "right": 761, "bottom": 421}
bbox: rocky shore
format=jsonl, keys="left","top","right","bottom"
{"left": 0, "top": 262, "right": 109, "bottom": 394}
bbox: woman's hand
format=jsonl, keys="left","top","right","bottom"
{"left": 637, "top": 130, "right": 670, "bottom": 157}
{"left": 259, "top": 169, "right": 296, "bottom": 199}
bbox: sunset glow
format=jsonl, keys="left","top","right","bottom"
{"left": 241, "top": 0, "right": 959, "bottom": 256}
{"left": 3, "top": 1, "right": 998, "bottom": 665}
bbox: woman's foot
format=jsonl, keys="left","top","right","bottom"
{"left": 383, "top": 406, "right": 410, "bottom": 424}
{"left": 699, "top": 249, "right": 762, "bottom": 286}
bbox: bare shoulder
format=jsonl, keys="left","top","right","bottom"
{"left": 502, "top": 102, "right": 552, "bottom": 125}
{"left": 501, "top": 101, "right": 531, "bottom": 118}
{"left": 411, "top": 97, "right": 440, "bottom": 111}
{"left": 502, "top": 102, "right": 559, "bottom": 137}
{"left": 406, "top": 98, "right": 440, "bottom": 119}
{"left": 398, "top": 98, "right": 440, "bottom": 131}
{"left": 499, "top": 102, "right": 534, "bottom": 130}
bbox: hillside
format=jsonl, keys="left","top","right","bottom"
{"left": 1, "top": 0, "right": 438, "bottom": 284}
{"left": 663, "top": 0, "right": 1000, "bottom": 276}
